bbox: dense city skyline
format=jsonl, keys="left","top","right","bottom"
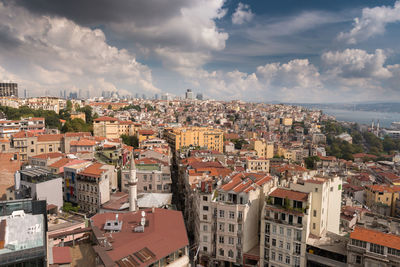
{"left": 1, "top": 1, "right": 400, "bottom": 102}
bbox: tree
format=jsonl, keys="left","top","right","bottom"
{"left": 304, "top": 156, "right": 320, "bottom": 170}
{"left": 120, "top": 134, "right": 139, "bottom": 148}
{"left": 77, "top": 105, "right": 94, "bottom": 124}
{"left": 108, "top": 104, "right": 112, "bottom": 110}
{"left": 61, "top": 118, "right": 90, "bottom": 133}
{"left": 66, "top": 100, "right": 73, "bottom": 111}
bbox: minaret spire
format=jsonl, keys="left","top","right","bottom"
{"left": 129, "top": 155, "right": 137, "bottom": 211}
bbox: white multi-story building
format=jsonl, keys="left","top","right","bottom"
{"left": 261, "top": 188, "right": 311, "bottom": 267}
{"left": 196, "top": 172, "right": 276, "bottom": 266}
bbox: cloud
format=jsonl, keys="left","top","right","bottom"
{"left": 0, "top": 2, "right": 159, "bottom": 96}
{"left": 232, "top": 3, "right": 254, "bottom": 25}
{"left": 338, "top": 1, "right": 400, "bottom": 44}
{"left": 322, "top": 49, "right": 392, "bottom": 79}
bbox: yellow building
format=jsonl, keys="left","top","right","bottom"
{"left": 164, "top": 127, "right": 224, "bottom": 152}
{"left": 281, "top": 117, "right": 293, "bottom": 126}
{"left": 93, "top": 116, "right": 135, "bottom": 139}
{"left": 136, "top": 129, "right": 157, "bottom": 143}
{"left": 70, "top": 112, "right": 86, "bottom": 121}
{"left": 365, "top": 185, "right": 400, "bottom": 217}
{"left": 249, "top": 139, "right": 274, "bottom": 159}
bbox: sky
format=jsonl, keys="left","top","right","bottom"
{"left": 1, "top": 0, "right": 400, "bottom": 103}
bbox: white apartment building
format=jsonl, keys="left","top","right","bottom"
{"left": 196, "top": 173, "right": 276, "bottom": 266}
{"left": 261, "top": 188, "right": 311, "bottom": 267}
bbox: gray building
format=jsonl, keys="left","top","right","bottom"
{"left": 16, "top": 167, "right": 63, "bottom": 209}
{"left": 0, "top": 82, "right": 18, "bottom": 97}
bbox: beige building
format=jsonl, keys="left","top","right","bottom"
{"left": 249, "top": 139, "right": 274, "bottom": 159}
{"left": 76, "top": 162, "right": 116, "bottom": 214}
{"left": 164, "top": 127, "right": 224, "bottom": 152}
{"left": 93, "top": 116, "right": 135, "bottom": 138}
{"left": 246, "top": 157, "right": 270, "bottom": 172}
{"left": 196, "top": 173, "right": 275, "bottom": 266}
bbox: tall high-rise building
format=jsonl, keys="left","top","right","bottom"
{"left": 0, "top": 82, "right": 18, "bottom": 97}
{"left": 185, "top": 89, "right": 193, "bottom": 100}
{"left": 196, "top": 93, "right": 203, "bottom": 100}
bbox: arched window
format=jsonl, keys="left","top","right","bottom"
{"left": 228, "top": 250, "right": 234, "bottom": 258}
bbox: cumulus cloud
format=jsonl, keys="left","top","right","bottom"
{"left": 0, "top": 2, "right": 159, "bottom": 96}
{"left": 338, "top": 1, "right": 400, "bottom": 44}
{"left": 322, "top": 49, "right": 392, "bottom": 79}
{"left": 232, "top": 3, "right": 254, "bottom": 25}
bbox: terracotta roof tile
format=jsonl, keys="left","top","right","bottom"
{"left": 350, "top": 226, "right": 400, "bottom": 250}
{"left": 269, "top": 188, "right": 309, "bottom": 202}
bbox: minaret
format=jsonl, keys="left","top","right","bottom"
{"left": 129, "top": 156, "right": 137, "bottom": 211}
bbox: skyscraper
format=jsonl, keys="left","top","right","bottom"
{"left": 185, "top": 89, "right": 193, "bottom": 100}
{"left": 0, "top": 82, "right": 18, "bottom": 97}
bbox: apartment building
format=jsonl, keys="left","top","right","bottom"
{"left": 121, "top": 158, "right": 172, "bottom": 194}
{"left": 246, "top": 157, "right": 270, "bottom": 172}
{"left": 348, "top": 226, "right": 400, "bottom": 267}
{"left": 290, "top": 175, "right": 342, "bottom": 237}
{"left": 196, "top": 173, "right": 275, "bottom": 266}
{"left": 249, "top": 140, "right": 274, "bottom": 159}
{"left": 93, "top": 116, "right": 135, "bottom": 138}
{"left": 76, "top": 162, "right": 116, "bottom": 214}
{"left": 63, "top": 161, "right": 92, "bottom": 203}
{"left": 12, "top": 132, "right": 63, "bottom": 161}
{"left": 164, "top": 127, "right": 224, "bottom": 152}
{"left": 0, "top": 117, "right": 45, "bottom": 138}
{"left": 0, "top": 82, "right": 18, "bottom": 97}
{"left": 261, "top": 188, "right": 310, "bottom": 267}
{"left": 365, "top": 185, "right": 400, "bottom": 217}
{"left": 137, "top": 129, "right": 157, "bottom": 143}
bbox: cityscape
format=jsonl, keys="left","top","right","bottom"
{"left": 1, "top": 1, "right": 400, "bottom": 267}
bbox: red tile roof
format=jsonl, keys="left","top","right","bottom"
{"left": 12, "top": 131, "right": 35, "bottom": 138}
{"left": 80, "top": 163, "right": 106, "bottom": 177}
{"left": 94, "top": 116, "right": 118, "bottom": 122}
{"left": 37, "top": 134, "right": 63, "bottom": 142}
{"left": 221, "top": 173, "right": 272, "bottom": 193}
{"left": 269, "top": 188, "right": 309, "bottom": 202}
{"left": 350, "top": 226, "right": 400, "bottom": 250}
{"left": 31, "top": 152, "right": 64, "bottom": 159}
{"left": 90, "top": 209, "right": 189, "bottom": 265}
{"left": 70, "top": 139, "right": 96, "bottom": 146}
{"left": 52, "top": 247, "right": 72, "bottom": 264}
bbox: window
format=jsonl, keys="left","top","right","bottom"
{"left": 286, "top": 242, "right": 291, "bottom": 250}
{"left": 228, "top": 224, "right": 234, "bottom": 232}
{"left": 30, "top": 149, "right": 34, "bottom": 153}
{"left": 229, "top": 211, "right": 235, "bottom": 219}
{"left": 219, "top": 210, "right": 224, "bottom": 218}
{"left": 203, "top": 225, "right": 208, "bottom": 231}
{"left": 238, "top": 211, "right": 243, "bottom": 219}
{"left": 279, "top": 227, "right": 284, "bottom": 235}
{"left": 203, "top": 196, "right": 208, "bottom": 201}
{"left": 228, "top": 250, "right": 234, "bottom": 258}
{"left": 219, "top": 236, "right": 224, "bottom": 244}
{"left": 287, "top": 228, "right": 291, "bottom": 237}
{"left": 40, "top": 148, "right": 44, "bottom": 152}
{"left": 219, "top": 223, "right": 224, "bottom": 231}
{"left": 144, "top": 186, "right": 147, "bottom": 191}
{"left": 203, "top": 246, "right": 207, "bottom": 252}
{"left": 330, "top": 186, "right": 333, "bottom": 192}
{"left": 272, "top": 239, "right": 276, "bottom": 247}
{"left": 49, "top": 148, "right": 52, "bottom": 152}
{"left": 297, "top": 216, "right": 302, "bottom": 225}
{"left": 294, "top": 257, "right": 300, "bottom": 267}
{"left": 265, "top": 223, "right": 270, "bottom": 234}
{"left": 313, "top": 223, "right": 316, "bottom": 229}
{"left": 271, "top": 251, "right": 275, "bottom": 260}
{"left": 313, "top": 210, "right": 317, "bottom": 217}
{"left": 369, "top": 243, "right": 384, "bottom": 255}
{"left": 229, "top": 237, "right": 234, "bottom": 245}
{"left": 286, "top": 256, "right": 290, "bottom": 264}
{"left": 294, "top": 243, "right": 301, "bottom": 254}
{"left": 295, "top": 230, "right": 302, "bottom": 241}
{"left": 264, "top": 249, "right": 269, "bottom": 260}
{"left": 203, "top": 214, "right": 207, "bottom": 220}
{"left": 219, "top": 249, "right": 224, "bottom": 256}
{"left": 351, "top": 239, "right": 366, "bottom": 248}
{"left": 355, "top": 255, "right": 361, "bottom": 264}
{"left": 238, "top": 237, "right": 241, "bottom": 244}
{"left": 279, "top": 240, "right": 283, "bottom": 248}
{"left": 315, "top": 188, "right": 318, "bottom": 192}
{"left": 203, "top": 235, "right": 208, "bottom": 242}
{"left": 203, "top": 206, "right": 209, "bottom": 211}
{"left": 281, "top": 213, "right": 286, "bottom": 221}
{"left": 265, "top": 235, "right": 270, "bottom": 245}
{"left": 157, "top": 184, "right": 162, "bottom": 190}
{"left": 278, "top": 254, "right": 283, "bottom": 262}
{"left": 388, "top": 248, "right": 400, "bottom": 256}
{"left": 272, "top": 225, "right": 276, "bottom": 233}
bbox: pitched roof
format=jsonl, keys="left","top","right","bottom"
{"left": 221, "top": 173, "right": 272, "bottom": 193}
{"left": 37, "top": 134, "right": 63, "bottom": 142}
{"left": 31, "top": 152, "right": 64, "bottom": 159}
{"left": 70, "top": 139, "right": 96, "bottom": 146}
{"left": 90, "top": 209, "right": 188, "bottom": 265}
{"left": 94, "top": 116, "right": 118, "bottom": 122}
{"left": 12, "top": 131, "right": 35, "bottom": 138}
{"left": 79, "top": 163, "right": 106, "bottom": 177}
{"left": 350, "top": 226, "right": 400, "bottom": 250}
{"left": 269, "top": 188, "right": 309, "bottom": 202}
